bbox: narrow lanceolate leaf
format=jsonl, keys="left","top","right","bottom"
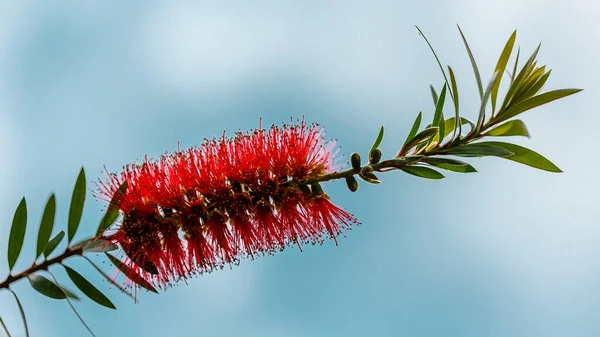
{"left": 106, "top": 254, "right": 158, "bottom": 293}
{"left": 510, "top": 47, "right": 520, "bottom": 84}
{"left": 402, "top": 111, "right": 423, "bottom": 149}
{"left": 8, "top": 198, "right": 27, "bottom": 272}
{"left": 0, "top": 316, "right": 10, "bottom": 337}
{"left": 501, "top": 44, "right": 541, "bottom": 110}
{"left": 43, "top": 231, "right": 65, "bottom": 258}
{"left": 491, "top": 30, "right": 517, "bottom": 113}
{"left": 496, "top": 89, "right": 582, "bottom": 123}
{"left": 36, "top": 194, "right": 56, "bottom": 258}
{"left": 82, "top": 239, "right": 118, "bottom": 253}
{"left": 8, "top": 289, "right": 28, "bottom": 337}
{"left": 432, "top": 84, "right": 447, "bottom": 128}
{"left": 47, "top": 272, "right": 95, "bottom": 337}
{"left": 27, "top": 274, "right": 67, "bottom": 300}
{"left": 447, "top": 66, "right": 460, "bottom": 139}
{"left": 59, "top": 285, "right": 81, "bottom": 300}
{"left": 510, "top": 65, "right": 546, "bottom": 103}
{"left": 96, "top": 181, "right": 127, "bottom": 235}
{"left": 369, "top": 126, "right": 385, "bottom": 154}
{"left": 122, "top": 248, "right": 159, "bottom": 275}
{"left": 474, "top": 71, "right": 500, "bottom": 135}
{"left": 443, "top": 117, "right": 475, "bottom": 139}
{"left": 64, "top": 265, "right": 116, "bottom": 309}
{"left": 416, "top": 26, "right": 451, "bottom": 98}
{"left": 400, "top": 165, "right": 445, "bottom": 179}
{"left": 82, "top": 256, "right": 135, "bottom": 300}
{"left": 519, "top": 70, "right": 551, "bottom": 102}
{"left": 432, "top": 85, "right": 447, "bottom": 144}
{"left": 430, "top": 85, "right": 439, "bottom": 107}
{"left": 438, "top": 143, "right": 513, "bottom": 157}
{"left": 474, "top": 141, "right": 561, "bottom": 172}
{"left": 486, "top": 120, "right": 530, "bottom": 138}
{"left": 68, "top": 167, "right": 86, "bottom": 243}
{"left": 401, "top": 127, "right": 439, "bottom": 154}
{"left": 422, "top": 157, "right": 477, "bottom": 173}
{"left": 457, "top": 25, "right": 483, "bottom": 98}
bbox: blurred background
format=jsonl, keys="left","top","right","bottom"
{"left": 0, "top": 1, "right": 598, "bottom": 336}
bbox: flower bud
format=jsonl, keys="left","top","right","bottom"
{"left": 298, "top": 184, "right": 312, "bottom": 195}
{"left": 350, "top": 152, "right": 361, "bottom": 172}
{"left": 310, "top": 182, "right": 324, "bottom": 195}
{"left": 345, "top": 176, "right": 358, "bottom": 192}
{"left": 358, "top": 171, "right": 381, "bottom": 184}
{"left": 369, "top": 148, "right": 382, "bottom": 164}
{"left": 360, "top": 165, "right": 373, "bottom": 175}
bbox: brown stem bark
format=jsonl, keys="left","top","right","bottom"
{"left": 0, "top": 247, "right": 83, "bottom": 290}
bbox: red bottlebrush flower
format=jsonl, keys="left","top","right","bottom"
{"left": 97, "top": 118, "right": 358, "bottom": 289}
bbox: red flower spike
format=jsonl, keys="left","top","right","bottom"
{"left": 97, "top": 118, "right": 359, "bottom": 290}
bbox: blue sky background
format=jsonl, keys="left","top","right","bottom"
{"left": 0, "top": 1, "right": 598, "bottom": 336}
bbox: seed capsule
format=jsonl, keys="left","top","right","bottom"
{"left": 345, "top": 176, "right": 358, "bottom": 192}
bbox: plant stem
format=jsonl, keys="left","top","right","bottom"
{"left": 0, "top": 116, "right": 503, "bottom": 290}
{"left": 0, "top": 247, "right": 83, "bottom": 290}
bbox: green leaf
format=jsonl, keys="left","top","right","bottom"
{"left": 443, "top": 117, "right": 475, "bottom": 138}
{"left": 491, "top": 30, "right": 517, "bottom": 112}
{"left": 447, "top": 66, "right": 460, "bottom": 139}
{"left": 27, "top": 274, "right": 66, "bottom": 300}
{"left": 497, "top": 89, "right": 582, "bottom": 123}
{"left": 415, "top": 26, "right": 452, "bottom": 101}
{"left": 400, "top": 165, "right": 445, "bottom": 179}
{"left": 59, "top": 285, "right": 80, "bottom": 301}
{"left": 369, "top": 126, "right": 385, "bottom": 154}
{"left": 64, "top": 265, "right": 116, "bottom": 309}
{"left": 123, "top": 249, "right": 159, "bottom": 275}
{"left": 432, "top": 84, "right": 447, "bottom": 144}
{"left": 0, "top": 316, "right": 9, "bottom": 337}
{"left": 474, "top": 71, "right": 500, "bottom": 135}
{"left": 518, "top": 69, "right": 551, "bottom": 102}
{"left": 402, "top": 111, "right": 422, "bottom": 149}
{"left": 401, "top": 127, "right": 439, "bottom": 153}
{"left": 83, "top": 256, "right": 135, "bottom": 301}
{"left": 106, "top": 254, "right": 158, "bottom": 293}
{"left": 82, "top": 239, "right": 119, "bottom": 253}
{"left": 457, "top": 25, "right": 483, "bottom": 98}
{"left": 486, "top": 120, "right": 530, "bottom": 138}
{"left": 430, "top": 85, "right": 438, "bottom": 107}
{"left": 96, "top": 181, "right": 127, "bottom": 235}
{"left": 510, "top": 47, "right": 520, "bottom": 84}
{"left": 501, "top": 44, "right": 541, "bottom": 110}
{"left": 432, "top": 84, "right": 447, "bottom": 127}
{"left": 511, "top": 65, "right": 546, "bottom": 103}
{"left": 47, "top": 272, "right": 95, "bottom": 336}
{"left": 422, "top": 157, "right": 477, "bottom": 173}
{"left": 43, "top": 231, "right": 65, "bottom": 258}
{"left": 474, "top": 141, "right": 561, "bottom": 172}
{"left": 438, "top": 143, "right": 513, "bottom": 157}
{"left": 36, "top": 194, "right": 56, "bottom": 258}
{"left": 68, "top": 167, "right": 86, "bottom": 243}
{"left": 388, "top": 155, "right": 425, "bottom": 166}
{"left": 8, "top": 198, "right": 27, "bottom": 272}
{"left": 8, "top": 289, "right": 29, "bottom": 337}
